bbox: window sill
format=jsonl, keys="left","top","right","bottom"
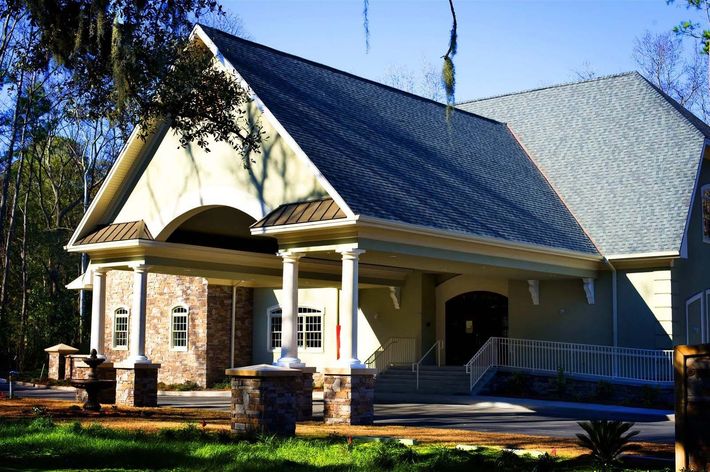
{"left": 112, "top": 346, "right": 128, "bottom": 351}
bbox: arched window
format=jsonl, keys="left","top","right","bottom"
{"left": 170, "top": 305, "right": 189, "bottom": 351}
{"left": 113, "top": 308, "right": 129, "bottom": 349}
{"left": 703, "top": 184, "right": 710, "bottom": 243}
{"left": 268, "top": 306, "right": 323, "bottom": 351}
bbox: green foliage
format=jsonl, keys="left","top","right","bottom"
{"left": 505, "top": 371, "right": 531, "bottom": 396}
{"left": 595, "top": 381, "right": 614, "bottom": 402}
{"left": 639, "top": 385, "right": 659, "bottom": 407}
{"left": 158, "top": 380, "right": 202, "bottom": 391}
{"left": 9, "top": 0, "right": 262, "bottom": 155}
{"left": 576, "top": 420, "right": 641, "bottom": 470}
{"left": 555, "top": 367, "right": 567, "bottom": 397}
{"left": 532, "top": 452, "right": 558, "bottom": 472}
{"left": 668, "top": 0, "right": 710, "bottom": 53}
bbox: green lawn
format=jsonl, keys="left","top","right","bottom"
{"left": 0, "top": 418, "right": 669, "bottom": 471}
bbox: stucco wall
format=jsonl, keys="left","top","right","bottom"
{"left": 617, "top": 270, "right": 673, "bottom": 349}
{"left": 672, "top": 158, "right": 710, "bottom": 345}
{"left": 113, "top": 102, "right": 327, "bottom": 239}
{"left": 251, "top": 272, "right": 432, "bottom": 371}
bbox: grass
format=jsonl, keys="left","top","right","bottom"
{"left": 0, "top": 418, "right": 672, "bottom": 471}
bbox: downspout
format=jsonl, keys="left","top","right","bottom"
{"left": 603, "top": 257, "right": 618, "bottom": 348}
{"left": 603, "top": 257, "right": 619, "bottom": 378}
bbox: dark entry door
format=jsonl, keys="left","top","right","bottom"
{"left": 445, "top": 291, "right": 508, "bottom": 365}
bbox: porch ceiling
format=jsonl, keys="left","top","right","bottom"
{"left": 68, "top": 239, "right": 410, "bottom": 288}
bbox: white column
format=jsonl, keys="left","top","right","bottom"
{"left": 276, "top": 251, "right": 304, "bottom": 367}
{"left": 90, "top": 268, "right": 107, "bottom": 357}
{"left": 129, "top": 264, "right": 150, "bottom": 364}
{"left": 338, "top": 248, "right": 366, "bottom": 367}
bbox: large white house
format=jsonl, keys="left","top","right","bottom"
{"left": 66, "top": 25, "right": 710, "bottom": 390}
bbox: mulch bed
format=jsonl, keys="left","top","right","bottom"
{"left": 0, "top": 397, "right": 673, "bottom": 459}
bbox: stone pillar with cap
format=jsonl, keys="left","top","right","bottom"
{"left": 44, "top": 343, "right": 79, "bottom": 380}
{"left": 226, "top": 364, "right": 300, "bottom": 436}
{"left": 322, "top": 248, "right": 375, "bottom": 425}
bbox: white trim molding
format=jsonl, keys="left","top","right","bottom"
{"left": 527, "top": 280, "right": 540, "bottom": 305}
{"left": 686, "top": 291, "right": 706, "bottom": 344}
{"left": 582, "top": 278, "right": 595, "bottom": 305}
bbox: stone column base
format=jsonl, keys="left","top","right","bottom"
{"left": 115, "top": 362, "right": 160, "bottom": 407}
{"left": 73, "top": 361, "right": 116, "bottom": 405}
{"left": 226, "top": 364, "right": 299, "bottom": 437}
{"left": 323, "top": 367, "right": 376, "bottom": 425}
{"left": 294, "top": 367, "right": 316, "bottom": 421}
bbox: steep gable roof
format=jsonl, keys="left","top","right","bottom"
{"left": 200, "top": 26, "right": 598, "bottom": 256}
{"left": 459, "top": 72, "right": 707, "bottom": 257}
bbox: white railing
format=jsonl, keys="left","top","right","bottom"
{"left": 465, "top": 337, "right": 674, "bottom": 391}
{"left": 412, "top": 340, "right": 442, "bottom": 390}
{"left": 365, "top": 337, "right": 416, "bottom": 375}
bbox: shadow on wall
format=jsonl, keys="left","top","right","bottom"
{"left": 617, "top": 272, "right": 673, "bottom": 350}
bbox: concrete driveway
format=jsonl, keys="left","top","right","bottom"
{"left": 4, "top": 381, "right": 673, "bottom": 443}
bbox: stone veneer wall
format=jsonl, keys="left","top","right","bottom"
{"left": 206, "top": 286, "right": 253, "bottom": 385}
{"left": 103, "top": 271, "right": 254, "bottom": 387}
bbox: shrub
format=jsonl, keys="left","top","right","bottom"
{"left": 576, "top": 420, "right": 640, "bottom": 470}
{"left": 495, "top": 449, "right": 522, "bottom": 470}
{"left": 639, "top": 385, "right": 659, "bottom": 407}
{"left": 595, "top": 381, "right": 614, "bottom": 402}
{"left": 555, "top": 367, "right": 567, "bottom": 397}
{"left": 532, "top": 452, "right": 558, "bottom": 472}
{"left": 506, "top": 372, "right": 530, "bottom": 396}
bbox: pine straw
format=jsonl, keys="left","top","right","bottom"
{"left": 0, "top": 397, "right": 672, "bottom": 459}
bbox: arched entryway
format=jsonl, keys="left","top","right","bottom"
{"left": 445, "top": 291, "right": 508, "bottom": 365}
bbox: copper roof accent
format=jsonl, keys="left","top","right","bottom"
{"left": 252, "top": 198, "right": 347, "bottom": 229}
{"left": 75, "top": 220, "right": 154, "bottom": 245}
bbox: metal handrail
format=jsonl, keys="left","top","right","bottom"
{"left": 411, "top": 339, "right": 442, "bottom": 390}
{"left": 365, "top": 337, "right": 416, "bottom": 375}
{"left": 464, "top": 336, "right": 674, "bottom": 392}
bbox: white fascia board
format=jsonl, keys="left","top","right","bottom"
{"left": 250, "top": 217, "right": 358, "bottom": 236}
{"left": 606, "top": 250, "right": 680, "bottom": 261}
{"left": 679, "top": 139, "right": 709, "bottom": 259}
{"left": 191, "top": 25, "right": 356, "bottom": 219}
{"left": 356, "top": 215, "right": 604, "bottom": 262}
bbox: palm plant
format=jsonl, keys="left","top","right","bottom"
{"left": 576, "top": 420, "right": 641, "bottom": 470}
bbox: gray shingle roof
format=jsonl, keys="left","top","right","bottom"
{"left": 200, "top": 26, "right": 598, "bottom": 255}
{"left": 459, "top": 72, "right": 707, "bottom": 257}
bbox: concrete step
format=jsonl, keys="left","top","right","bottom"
{"left": 376, "top": 366, "right": 472, "bottom": 395}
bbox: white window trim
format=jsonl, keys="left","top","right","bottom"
{"left": 170, "top": 304, "right": 189, "bottom": 352}
{"left": 267, "top": 305, "right": 325, "bottom": 353}
{"left": 686, "top": 292, "right": 706, "bottom": 344}
{"left": 112, "top": 307, "right": 129, "bottom": 350}
{"left": 702, "top": 184, "right": 710, "bottom": 244}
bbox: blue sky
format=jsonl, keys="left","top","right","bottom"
{"left": 222, "top": 1, "right": 708, "bottom": 102}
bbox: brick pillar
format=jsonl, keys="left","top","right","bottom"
{"left": 73, "top": 361, "right": 116, "bottom": 404}
{"left": 323, "top": 367, "right": 376, "bottom": 425}
{"left": 226, "top": 364, "right": 299, "bottom": 437}
{"left": 115, "top": 363, "right": 160, "bottom": 407}
{"left": 294, "top": 367, "right": 316, "bottom": 421}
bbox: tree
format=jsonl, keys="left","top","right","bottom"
{"left": 363, "top": 0, "right": 457, "bottom": 106}
{"left": 633, "top": 30, "right": 708, "bottom": 121}
{"left": 5, "top": 0, "right": 262, "bottom": 157}
{"left": 381, "top": 60, "right": 445, "bottom": 102}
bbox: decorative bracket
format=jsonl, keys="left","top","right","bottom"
{"left": 582, "top": 278, "right": 595, "bottom": 305}
{"left": 527, "top": 280, "right": 540, "bottom": 305}
{"left": 389, "top": 286, "right": 401, "bottom": 310}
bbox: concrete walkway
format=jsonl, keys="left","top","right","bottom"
{"left": 3, "top": 381, "right": 673, "bottom": 443}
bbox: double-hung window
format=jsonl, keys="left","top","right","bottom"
{"left": 269, "top": 306, "right": 323, "bottom": 351}
{"left": 171, "top": 305, "right": 189, "bottom": 351}
{"left": 113, "top": 308, "right": 129, "bottom": 349}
